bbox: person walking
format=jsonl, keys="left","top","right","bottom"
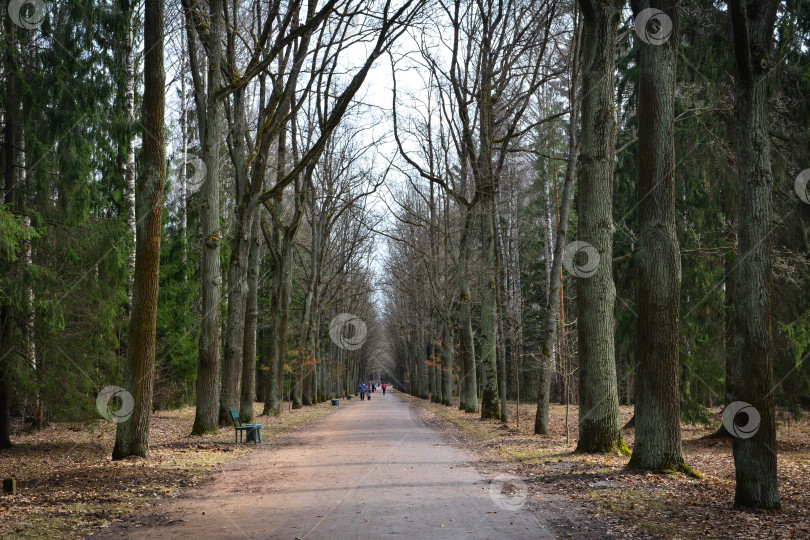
{"left": 367, "top": 381, "right": 372, "bottom": 400}
{"left": 382, "top": 383, "right": 387, "bottom": 396}
{"left": 359, "top": 382, "right": 366, "bottom": 401}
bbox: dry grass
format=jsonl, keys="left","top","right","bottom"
{"left": 0, "top": 402, "right": 335, "bottom": 538}
{"left": 404, "top": 395, "right": 810, "bottom": 540}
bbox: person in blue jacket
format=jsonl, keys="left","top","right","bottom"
{"left": 359, "top": 382, "right": 366, "bottom": 401}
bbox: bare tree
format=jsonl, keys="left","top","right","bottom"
{"left": 534, "top": 7, "right": 582, "bottom": 434}
{"left": 394, "top": 0, "right": 558, "bottom": 419}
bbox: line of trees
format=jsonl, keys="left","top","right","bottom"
{"left": 383, "top": 0, "right": 809, "bottom": 511}
{"left": 0, "top": 0, "right": 422, "bottom": 454}
{"left": 0, "top": 0, "right": 807, "bottom": 513}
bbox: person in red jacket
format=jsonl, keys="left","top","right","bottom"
{"left": 382, "top": 383, "right": 387, "bottom": 396}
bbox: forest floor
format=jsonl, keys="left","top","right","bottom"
{"left": 3, "top": 395, "right": 808, "bottom": 539}
{"left": 404, "top": 395, "right": 810, "bottom": 540}
{"left": 0, "top": 402, "right": 334, "bottom": 538}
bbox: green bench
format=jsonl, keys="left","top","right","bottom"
{"left": 229, "top": 409, "right": 262, "bottom": 443}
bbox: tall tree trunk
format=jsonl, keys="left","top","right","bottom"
{"left": 124, "top": 6, "right": 136, "bottom": 307}
{"left": 112, "top": 0, "right": 166, "bottom": 459}
{"left": 457, "top": 208, "right": 478, "bottom": 412}
{"left": 261, "top": 279, "right": 279, "bottom": 415}
{"left": 494, "top": 203, "right": 508, "bottom": 422}
{"left": 480, "top": 195, "right": 501, "bottom": 420}
{"left": 220, "top": 87, "right": 251, "bottom": 426}
{"left": 574, "top": 0, "right": 625, "bottom": 454}
{"left": 477, "top": 26, "right": 500, "bottom": 420}
{"left": 265, "top": 218, "right": 284, "bottom": 416}
{"left": 0, "top": 14, "right": 19, "bottom": 449}
{"left": 269, "top": 226, "right": 296, "bottom": 415}
{"left": 627, "top": 0, "right": 685, "bottom": 471}
{"left": 239, "top": 214, "right": 261, "bottom": 422}
{"left": 191, "top": 0, "right": 224, "bottom": 436}
{"left": 441, "top": 321, "right": 453, "bottom": 406}
{"left": 296, "top": 215, "right": 318, "bottom": 408}
{"left": 179, "top": 28, "right": 188, "bottom": 271}
{"left": 721, "top": 119, "right": 737, "bottom": 416}
{"left": 728, "top": 0, "right": 780, "bottom": 510}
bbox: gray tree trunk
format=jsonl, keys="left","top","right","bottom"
{"left": 261, "top": 273, "right": 279, "bottom": 416}
{"left": 574, "top": 0, "right": 625, "bottom": 454}
{"left": 265, "top": 217, "right": 285, "bottom": 416}
{"left": 728, "top": 0, "right": 780, "bottom": 510}
{"left": 191, "top": 0, "right": 224, "bottom": 436}
{"left": 477, "top": 31, "right": 500, "bottom": 420}
{"left": 220, "top": 87, "right": 251, "bottom": 426}
{"left": 239, "top": 214, "right": 261, "bottom": 422}
{"left": 441, "top": 321, "right": 453, "bottom": 406}
{"left": 627, "top": 0, "right": 685, "bottom": 472}
{"left": 480, "top": 196, "right": 501, "bottom": 420}
{"left": 494, "top": 203, "right": 508, "bottom": 422}
{"left": 457, "top": 208, "right": 478, "bottom": 413}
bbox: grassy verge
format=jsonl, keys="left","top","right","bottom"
{"left": 0, "top": 402, "right": 335, "bottom": 538}
{"left": 402, "top": 394, "right": 810, "bottom": 539}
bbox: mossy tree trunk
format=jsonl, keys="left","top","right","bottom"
{"left": 574, "top": 0, "right": 625, "bottom": 454}
{"left": 627, "top": 0, "right": 685, "bottom": 471}
{"left": 189, "top": 0, "right": 224, "bottom": 436}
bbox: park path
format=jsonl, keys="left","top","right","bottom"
{"left": 98, "top": 391, "right": 556, "bottom": 539}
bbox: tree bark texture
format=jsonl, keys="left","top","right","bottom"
{"left": 627, "top": 0, "right": 685, "bottom": 471}
{"left": 113, "top": 0, "right": 166, "bottom": 459}
{"left": 728, "top": 0, "right": 780, "bottom": 510}
{"left": 574, "top": 0, "right": 625, "bottom": 454}
{"left": 239, "top": 214, "right": 261, "bottom": 422}
{"left": 192, "top": 0, "right": 224, "bottom": 435}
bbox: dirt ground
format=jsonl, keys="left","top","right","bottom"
{"left": 0, "top": 402, "right": 334, "bottom": 538}
{"left": 91, "top": 391, "right": 622, "bottom": 539}
{"left": 404, "top": 396, "right": 810, "bottom": 540}
{"left": 4, "top": 392, "right": 805, "bottom": 539}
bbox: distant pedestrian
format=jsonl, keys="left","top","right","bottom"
{"left": 371, "top": 383, "right": 376, "bottom": 393}
{"left": 359, "top": 383, "right": 366, "bottom": 401}
{"left": 382, "top": 383, "right": 387, "bottom": 395}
